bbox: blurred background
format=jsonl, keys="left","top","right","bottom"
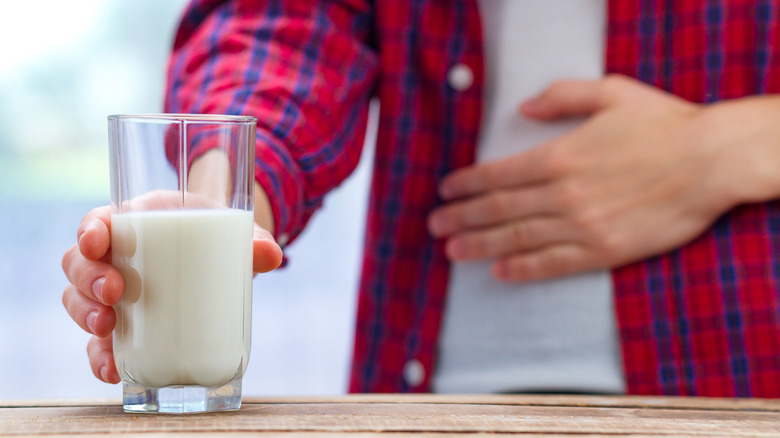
{"left": 0, "top": 1, "right": 372, "bottom": 399}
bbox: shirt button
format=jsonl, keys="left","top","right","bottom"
{"left": 447, "top": 63, "right": 474, "bottom": 91}
{"left": 403, "top": 359, "right": 425, "bottom": 388}
{"left": 276, "top": 233, "right": 290, "bottom": 247}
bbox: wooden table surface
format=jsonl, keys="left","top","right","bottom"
{"left": 3, "top": 394, "right": 780, "bottom": 437}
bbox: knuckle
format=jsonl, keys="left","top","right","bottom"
{"left": 464, "top": 233, "right": 487, "bottom": 258}
{"left": 538, "top": 247, "right": 576, "bottom": 277}
{"left": 480, "top": 167, "right": 500, "bottom": 189}
{"left": 504, "top": 246, "right": 583, "bottom": 281}
{"left": 522, "top": 255, "right": 546, "bottom": 279}
{"left": 443, "top": 206, "right": 463, "bottom": 230}
{"left": 572, "top": 211, "right": 611, "bottom": 250}
{"left": 538, "top": 250, "right": 561, "bottom": 271}
{"left": 77, "top": 265, "right": 101, "bottom": 298}
{"left": 61, "top": 286, "right": 71, "bottom": 309}
{"left": 82, "top": 209, "right": 105, "bottom": 230}
{"left": 87, "top": 336, "right": 98, "bottom": 355}
{"left": 571, "top": 206, "right": 598, "bottom": 230}
{"left": 603, "top": 73, "right": 629, "bottom": 91}
{"left": 77, "top": 217, "right": 91, "bottom": 235}
{"left": 510, "top": 222, "right": 529, "bottom": 247}
{"left": 87, "top": 205, "right": 105, "bottom": 218}
{"left": 571, "top": 207, "right": 614, "bottom": 245}
{"left": 462, "top": 203, "right": 480, "bottom": 228}
{"left": 544, "top": 80, "right": 568, "bottom": 99}
{"left": 554, "top": 181, "right": 583, "bottom": 211}
{"left": 486, "top": 192, "right": 509, "bottom": 219}
{"left": 542, "top": 142, "right": 574, "bottom": 177}
{"left": 600, "top": 230, "right": 628, "bottom": 258}
{"left": 62, "top": 245, "right": 78, "bottom": 273}
{"left": 601, "top": 74, "right": 637, "bottom": 102}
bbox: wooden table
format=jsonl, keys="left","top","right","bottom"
{"left": 3, "top": 394, "right": 780, "bottom": 437}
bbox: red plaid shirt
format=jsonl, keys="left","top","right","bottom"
{"left": 166, "top": 0, "right": 780, "bottom": 396}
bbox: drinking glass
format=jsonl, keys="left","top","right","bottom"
{"left": 108, "top": 114, "right": 256, "bottom": 413}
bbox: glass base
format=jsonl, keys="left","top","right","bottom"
{"left": 122, "top": 376, "right": 242, "bottom": 414}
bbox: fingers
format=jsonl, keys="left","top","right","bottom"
{"left": 439, "top": 78, "right": 636, "bottom": 200}
{"left": 87, "top": 336, "right": 120, "bottom": 384}
{"left": 519, "top": 74, "right": 643, "bottom": 121}
{"left": 492, "top": 244, "right": 589, "bottom": 282}
{"left": 439, "top": 147, "right": 555, "bottom": 200}
{"left": 62, "top": 245, "right": 125, "bottom": 306}
{"left": 520, "top": 78, "right": 607, "bottom": 120}
{"left": 253, "top": 224, "right": 283, "bottom": 273}
{"left": 77, "top": 206, "right": 112, "bottom": 261}
{"left": 62, "top": 284, "right": 117, "bottom": 337}
{"left": 444, "top": 216, "right": 572, "bottom": 262}
{"left": 519, "top": 74, "right": 658, "bottom": 121}
{"left": 429, "top": 187, "right": 555, "bottom": 237}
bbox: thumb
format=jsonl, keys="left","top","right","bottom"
{"left": 520, "top": 78, "right": 612, "bottom": 120}
{"left": 252, "top": 224, "right": 283, "bottom": 273}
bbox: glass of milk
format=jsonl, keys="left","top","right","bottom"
{"left": 107, "top": 114, "right": 256, "bottom": 414}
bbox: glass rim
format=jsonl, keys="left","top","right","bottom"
{"left": 108, "top": 113, "right": 257, "bottom": 124}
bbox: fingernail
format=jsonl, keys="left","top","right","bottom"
{"left": 92, "top": 277, "right": 105, "bottom": 302}
{"left": 86, "top": 311, "right": 98, "bottom": 333}
{"left": 100, "top": 366, "right": 108, "bottom": 382}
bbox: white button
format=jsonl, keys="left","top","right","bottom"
{"left": 403, "top": 359, "right": 425, "bottom": 387}
{"left": 276, "top": 233, "right": 289, "bottom": 247}
{"left": 447, "top": 63, "right": 473, "bottom": 91}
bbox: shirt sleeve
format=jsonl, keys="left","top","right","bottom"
{"left": 164, "top": 0, "right": 379, "bottom": 245}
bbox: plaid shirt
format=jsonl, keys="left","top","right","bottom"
{"left": 166, "top": 0, "right": 780, "bottom": 397}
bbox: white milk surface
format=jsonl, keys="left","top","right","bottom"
{"left": 111, "top": 209, "right": 253, "bottom": 388}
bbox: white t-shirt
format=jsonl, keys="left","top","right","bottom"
{"left": 433, "top": 0, "right": 626, "bottom": 394}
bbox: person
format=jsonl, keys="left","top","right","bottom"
{"left": 62, "top": 0, "right": 780, "bottom": 397}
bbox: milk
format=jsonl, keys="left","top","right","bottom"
{"left": 111, "top": 209, "right": 253, "bottom": 388}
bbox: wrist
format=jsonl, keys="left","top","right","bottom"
{"left": 254, "top": 181, "right": 275, "bottom": 235}
{"left": 700, "top": 96, "right": 780, "bottom": 209}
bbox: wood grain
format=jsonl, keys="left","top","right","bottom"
{"left": 2, "top": 395, "right": 780, "bottom": 437}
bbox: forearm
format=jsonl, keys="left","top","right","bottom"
{"left": 188, "top": 149, "right": 275, "bottom": 234}
{"left": 166, "top": 1, "right": 377, "bottom": 244}
{"left": 697, "top": 95, "right": 780, "bottom": 210}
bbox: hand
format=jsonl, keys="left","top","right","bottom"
{"left": 428, "top": 74, "right": 739, "bottom": 282}
{"left": 61, "top": 191, "right": 282, "bottom": 383}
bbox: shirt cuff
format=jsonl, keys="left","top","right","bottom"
{"left": 253, "top": 129, "right": 305, "bottom": 248}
